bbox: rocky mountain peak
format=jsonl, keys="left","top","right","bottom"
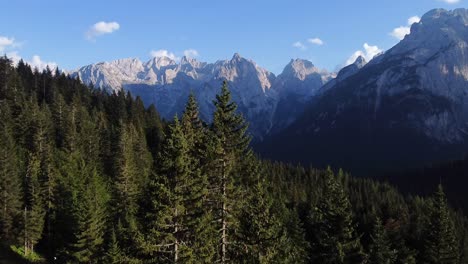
{"left": 281, "top": 59, "right": 319, "bottom": 81}
{"left": 145, "top": 56, "right": 177, "bottom": 70}
{"left": 353, "top": 56, "right": 367, "bottom": 68}
{"left": 231, "top": 52, "right": 243, "bottom": 62}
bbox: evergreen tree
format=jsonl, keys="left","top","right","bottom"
{"left": 145, "top": 104, "right": 165, "bottom": 158}
{"left": 0, "top": 104, "right": 22, "bottom": 243}
{"left": 308, "top": 168, "right": 365, "bottom": 263}
{"left": 22, "top": 153, "right": 46, "bottom": 256}
{"left": 209, "top": 81, "right": 250, "bottom": 263}
{"left": 105, "top": 229, "right": 124, "bottom": 264}
{"left": 34, "top": 103, "right": 56, "bottom": 258}
{"left": 70, "top": 160, "right": 109, "bottom": 263}
{"left": 113, "top": 122, "right": 150, "bottom": 260}
{"left": 368, "top": 217, "right": 396, "bottom": 264}
{"left": 157, "top": 116, "right": 191, "bottom": 262}
{"left": 51, "top": 93, "right": 69, "bottom": 149}
{"left": 138, "top": 169, "right": 174, "bottom": 263}
{"left": 236, "top": 174, "right": 283, "bottom": 263}
{"left": 181, "top": 94, "right": 216, "bottom": 262}
{"left": 424, "top": 185, "right": 459, "bottom": 264}
{"left": 276, "top": 209, "right": 310, "bottom": 264}
{"left": 139, "top": 115, "right": 214, "bottom": 263}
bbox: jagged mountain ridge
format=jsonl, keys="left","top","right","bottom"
{"left": 72, "top": 54, "right": 334, "bottom": 139}
{"left": 259, "top": 8, "right": 468, "bottom": 174}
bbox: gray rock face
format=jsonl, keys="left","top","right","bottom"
{"left": 72, "top": 54, "right": 332, "bottom": 139}
{"left": 359, "top": 8, "right": 468, "bottom": 142}
{"left": 270, "top": 59, "right": 334, "bottom": 132}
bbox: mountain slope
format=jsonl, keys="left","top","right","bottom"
{"left": 72, "top": 54, "right": 333, "bottom": 139}
{"left": 259, "top": 8, "right": 468, "bottom": 174}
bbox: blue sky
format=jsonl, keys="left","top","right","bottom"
{"left": 0, "top": 0, "right": 465, "bottom": 74}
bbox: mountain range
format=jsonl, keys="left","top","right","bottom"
{"left": 260, "top": 8, "right": 468, "bottom": 174}
{"left": 71, "top": 53, "right": 335, "bottom": 139}
{"left": 72, "top": 8, "right": 468, "bottom": 174}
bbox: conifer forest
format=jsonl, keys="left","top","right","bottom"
{"left": 0, "top": 56, "right": 467, "bottom": 264}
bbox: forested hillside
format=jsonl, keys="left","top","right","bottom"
{"left": 0, "top": 56, "right": 467, "bottom": 263}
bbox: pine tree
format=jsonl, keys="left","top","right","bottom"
{"left": 308, "top": 168, "right": 365, "bottom": 263}
{"left": 113, "top": 123, "right": 149, "bottom": 259}
{"left": 208, "top": 81, "right": 251, "bottom": 263}
{"left": 236, "top": 173, "right": 283, "bottom": 263}
{"left": 144, "top": 104, "right": 164, "bottom": 158}
{"left": 424, "top": 185, "right": 459, "bottom": 264}
{"left": 139, "top": 115, "right": 213, "bottom": 263}
{"left": 181, "top": 94, "right": 216, "bottom": 262}
{"left": 137, "top": 169, "right": 174, "bottom": 263}
{"left": 0, "top": 104, "right": 23, "bottom": 243}
{"left": 105, "top": 229, "right": 124, "bottom": 264}
{"left": 34, "top": 103, "right": 56, "bottom": 258}
{"left": 70, "top": 160, "right": 109, "bottom": 263}
{"left": 368, "top": 217, "right": 396, "bottom": 264}
{"left": 51, "top": 93, "right": 69, "bottom": 149}
{"left": 159, "top": 117, "right": 191, "bottom": 262}
{"left": 277, "top": 209, "right": 309, "bottom": 264}
{"left": 22, "top": 153, "right": 46, "bottom": 256}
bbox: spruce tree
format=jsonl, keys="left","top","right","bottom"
{"left": 368, "top": 217, "right": 396, "bottom": 264}
{"left": 424, "top": 185, "right": 459, "bottom": 264}
{"left": 0, "top": 104, "right": 23, "bottom": 243}
{"left": 105, "top": 229, "right": 124, "bottom": 264}
{"left": 181, "top": 94, "right": 216, "bottom": 262}
{"left": 277, "top": 209, "right": 309, "bottom": 264}
{"left": 22, "top": 153, "right": 46, "bottom": 256}
{"left": 209, "top": 81, "right": 250, "bottom": 263}
{"left": 158, "top": 116, "right": 191, "bottom": 262}
{"left": 70, "top": 161, "right": 109, "bottom": 263}
{"left": 34, "top": 103, "right": 56, "bottom": 258}
{"left": 113, "top": 122, "right": 149, "bottom": 260}
{"left": 138, "top": 169, "right": 174, "bottom": 263}
{"left": 236, "top": 173, "right": 283, "bottom": 263}
{"left": 308, "top": 168, "right": 365, "bottom": 263}
{"left": 139, "top": 114, "right": 213, "bottom": 263}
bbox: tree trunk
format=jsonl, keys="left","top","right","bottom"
{"left": 221, "top": 158, "right": 227, "bottom": 264}
{"left": 174, "top": 207, "right": 179, "bottom": 263}
{"left": 24, "top": 207, "right": 28, "bottom": 256}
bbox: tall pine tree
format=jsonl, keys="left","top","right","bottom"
{"left": 368, "top": 217, "right": 396, "bottom": 264}
{"left": 22, "top": 153, "right": 45, "bottom": 256}
{"left": 0, "top": 103, "right": 23, "bottom": 244}
{"left": 308, "top": 168, "right": 365, "bottom": 263}
{"left": 424, "top": 185, "right": 459, "bottom": 264}
{"left": 209, "top": 81, "right": 250, "bottom": 263}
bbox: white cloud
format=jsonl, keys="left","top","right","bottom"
{"left": 86, "top": 21, "right": 120, "bottom": 40}
{"left": 439, "top": 0, "right": 460, "bottom": 3}
{"left": 292, "top": 41, "right": 307, "bottom": 50}
{"left": 6, "top": 52, "right": 57, "bottom": 72}
{"left": 150, "top": 49, "right": 179, "bottom": 61}
{"left": 346, "top": 43, "right": 383, "bottom": 66}
{"left": 30, "top": 55, "right": 57, "bottom": 71}
{"left": 390, "top": 16, "right": 421, "bottom": 40}
{"left": 0, "top": 36, "right": 16, "bottom": 52}
{"left": 183, "top": 49, "right": 199, "bottom": 58}
{"left": 308, "top": 38, "right": 324, "bottom": 46}
{"left": 390, "top": 26, "right": 411, "bottom": 40}
{"left": 6, "top": 51, "right": 21, "bottom": 64}
{"left": 407, "top": 16, "right": 421, "bottom": 25}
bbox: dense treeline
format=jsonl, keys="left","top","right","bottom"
{"left": 384, "top": 158, "right": 468, "bottom": 213}
{"left": 0, "top": 55, "right": 467, "bottom": 263}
